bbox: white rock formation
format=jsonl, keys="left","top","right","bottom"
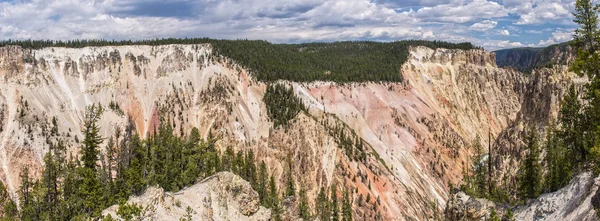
{"left": 102, "top": 172, "right": 270, "bottom": 220}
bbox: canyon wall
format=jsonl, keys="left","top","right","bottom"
{"left": 0, "top": 44, "right": 573, "bottom": 220}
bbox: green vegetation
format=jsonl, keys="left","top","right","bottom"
{"left": 212, "top": 40, "right": 478, "bottom": 82}
{"left": 494, "top": 47, "right": 544, "bottom": 73}
{"left": 460, "top": 134, "right": 513, "bottom": 204}
{"left": 14, "top": 103, "right": 263, "bottom": 220}
{"left": 1, "top": 38, "right": 479, "bottom": 83}
{"left": 564, "top": 1, "right": 600, "bottom": 216}
{"left": 462, "top": 135, "right": 487, "bottom": 198}
{"left": 298, "top": 187, "right": 309, "bottom": 220}
{"left": 13, "top": 102, "right": 357, "bottom": 220}
{"left": 518, "top": 127, "right": 543, "bottom": 199}
{"left": 263, "top": 83, "right": 307, "bottom": 128}
{"left": 0, "top": 180, "right": 17, "bottom": 220}
{"left": 116, "top": 203, "right": 142, "bottom": 221}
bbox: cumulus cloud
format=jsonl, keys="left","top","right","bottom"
{"left": 374, "top": 0, "right": 465, "bottom": 8}
{"left": 539, "top": 29, "right": 574, "bottom": 46}
{"left": 502, "top": 0, "right": 575, "bottom": 25}
{"left": 0, "top": 0, "right": 578, "bottom": 50}
{"left": 412, "top": 0, "right": 507, "bottom": 23}
{"left": 470, "top": 20, "right": 498, "bottom": 31}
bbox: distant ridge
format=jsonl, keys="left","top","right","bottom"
{"left": 494, "top": 42, "right": 572, "bottom": 73}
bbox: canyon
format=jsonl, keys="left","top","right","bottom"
{"left": 0, "top": 42, "right": 587, "bottom": 220}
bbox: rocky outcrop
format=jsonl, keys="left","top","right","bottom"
{"left": 102, "top": 172, "right": 271, "bottom": 220}
{"left": 445, "top": 173, "right": 600, "bottom": 221}
{"left": 515, "top": 172, "right": 598, "bottom": 221}
{"left": 444, "top": 191, "right": 498, "bottom": 221}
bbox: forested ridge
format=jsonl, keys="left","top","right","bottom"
{"left": 495, "top": 41, "right": 572, "bottom": 74}
{"left": 0, "top": 38, "right": 479, "bottom": 83}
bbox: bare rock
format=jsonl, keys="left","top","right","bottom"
{"left": 445, "top": 191, "right": 496, "bottom": 221}
{"left": 102, "top": 172, "right": 270, "bottom": 221}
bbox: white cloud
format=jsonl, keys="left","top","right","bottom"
{"left": 0, "top": 0, "right": 581, "bottom": 50}
{"left": 470, "top": 20, "right": 497, "bottom": 31}
{"left": 539, "top": 29, "right": 574, "bottom": 46}
{"left": 502, "top": 0, "right": 575, "bottom": 25}
{"left": 480, "top": 40, "right": 531, "bottom": 50}
{"left": 412, "top": 0, "right": 508, "bottom": 23}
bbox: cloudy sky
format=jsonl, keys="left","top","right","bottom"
{"left": 0, "top": 0, "right": 577, "bottom": 50}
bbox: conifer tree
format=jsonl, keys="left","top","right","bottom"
{"left": 518, "top": 127, "right": 543, "bottom": 199}
{"left": 298, "top": 187, "right": 310, "bottom": 220}
{"left": 559, "top": 85, "right": 585, "bottom": 163}
{"left": 269, "top": 175, "right": 282, "bottom": 220}
{"left": 0, "top": 180, "right": 17, "bottom": 219}
{"left": 286, "top": 153, "right": 295, "bottom": 197}
{"left": 41, "top": 151, "right": 59, "bottom": 219}
{"left": 19, "top": 168, "right": 30, "bottom": 212}
{"left": 78, "top": 104, "right": 106, "bottom": 217}
{"left": 544, "top": 121, "right": 573, "bottom": 192}
{"left": 317, "top": 186, "right": 330, "bottom": 221}
{"left": 472, "top": 135, "right": 487, "bottom": 197}
{"left": 81, "top": 104, "right": 104, "bottom": 171}
{"left": 330, "top": 184, "right": 339, "bottom": 221}
{"left": 258, "top": 161, "right": 268, "bottom": 205}
{"left": 571, "top": 0, "right": 600, "bottom": 163}
{"left": 342, "top": 189, "right": 352, "bottom": 221}
{"left": 245, "top": 150, "right": 257, "bottom": 189}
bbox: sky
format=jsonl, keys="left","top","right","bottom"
{"left": 0, "top": 0, "right": 578, "bottom": 50}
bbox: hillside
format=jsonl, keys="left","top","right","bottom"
{"left": 0, "top": 40, "right": 583, "bottom": 220}
{"left": 494, "top": 47, "right": 543, "bottom": 72}
{"left": 494, "top": 42, "right": 574, "bottom": 73}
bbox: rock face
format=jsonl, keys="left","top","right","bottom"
{"left": 446, "top": 173, "right": 600, "bottom": 221}
{"left": 102, "top": 172, "right": 271, "bottom": 220}
{"left": 492, "top": 66, "right": 587, "bottom": 185}
{"left": 515, "top": 172, "right": 598, "bottom": 221}
{"left": 0, "top": 43, "right": 577, "bottom": 220}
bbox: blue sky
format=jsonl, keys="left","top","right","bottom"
{"left": 0, "top": 0, "right": 578, "bottom": 50}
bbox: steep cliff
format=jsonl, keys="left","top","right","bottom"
{"left": 0, "top": 43, "right": 560, "bottom": 220}
{"left": 495, "top": 47, "right": 543, "bottom": 73}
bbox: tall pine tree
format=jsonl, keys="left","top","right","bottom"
{"left": 571, "top": 0, "right": 600, "bottom": 163}
{"left": 518, "top": 127, "right": 543, "bottom": 199}
{"left": 78, "top": 104, "right": 106, "bottom": 217}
